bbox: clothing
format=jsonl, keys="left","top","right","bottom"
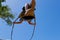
{"left": 25, "top": 8, "right": 35, "bottom": 17}
{"left": 19, "top": 2, "right": 35, "bottom": 21}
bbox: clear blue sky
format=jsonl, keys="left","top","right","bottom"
{"left": 0, "top": 0, "right": 60, "bottom": 40}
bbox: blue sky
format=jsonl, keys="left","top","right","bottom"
{"left": 0, "top": 0, "right": 60, "bottom": 40}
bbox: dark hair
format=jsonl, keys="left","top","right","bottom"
{"left": 22, "top": 6, "right": 25, "bottom": 11}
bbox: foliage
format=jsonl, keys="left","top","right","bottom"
{"left": 0, "top": 0, "right": 14, "bottom": 26}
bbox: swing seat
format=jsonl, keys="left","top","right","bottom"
{"left": 22, "top": 16, "right": 35, "bottom": 20}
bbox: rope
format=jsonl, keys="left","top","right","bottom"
{"left": 11, "top": 18, "right": 18, "bottom": 40}
{"left": 29, "top": 18, "right": 36, "bottom": 40}
{"left": 10, "top": 18, "right": 36, "bottom": 40}
{"left": 11, "top": 24, "right": 14, "bottom": 40}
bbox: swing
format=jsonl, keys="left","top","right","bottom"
{"left": 11, "top": 0, "right": 36, "bottom": 40}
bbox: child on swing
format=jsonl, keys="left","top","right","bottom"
{"left": 13, "top": 0, "right": 36, "bottom": 25}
